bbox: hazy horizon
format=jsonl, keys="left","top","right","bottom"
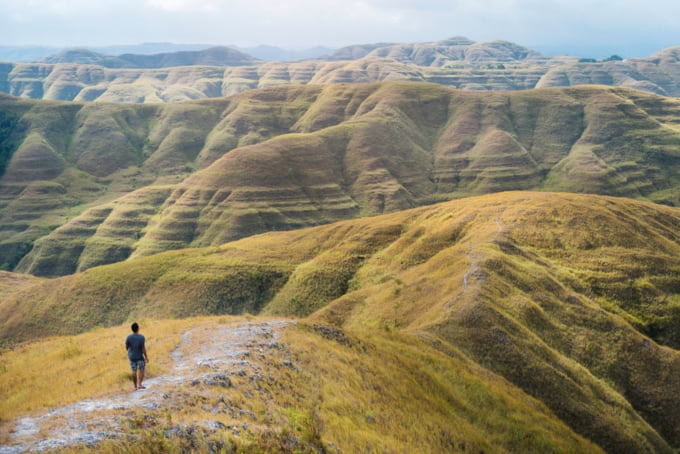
{"left": 2, "top": 0, "right": 679, "bottom": 59}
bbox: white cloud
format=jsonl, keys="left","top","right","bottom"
{"left": 0, "top": 0, "right": 678, "bottom": 55}
{"left": 144, "top": 0, "right": 221, "bottom": 13}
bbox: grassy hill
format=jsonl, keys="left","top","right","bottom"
{"left": 0, "top": 317, "right": 604, "bottom": 453}
{"left": 1, "top": 82, "right": 680, "bottom": 277}
{"left": 1, "top": 191, "right": 680, "bottom": 451}
{"left": 1, "top": 38, "right": 680, "bottom": 102}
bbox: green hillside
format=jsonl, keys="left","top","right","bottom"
{"left": 1, "top": 191, "right": 680, "bottom": 451}
{"left": 1, "top": 82, "right": 680, "bottom": 277}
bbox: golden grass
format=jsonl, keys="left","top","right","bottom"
{"left": 2, "top": 191, "right": 680, "bottom": 449}
{"left": 0, "top": 315, "right": 602, "bottom": 453}
{"left": 0, "top": 317, "right": 208, "bottom": 422}
{"left": 285, "top": 326, "right": 602, "bottom": 453}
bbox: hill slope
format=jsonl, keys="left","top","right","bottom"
{"left": 1, "top": 38, "right": 680, "bottom": 101}
{"left": 0, "top": 318, "right": 603, "bottom": 453}
{"left": 1, "top": 83, "right": 680, "bottom": 276}
{"left": 1, "top": 191, "right": 680, "bottom": 451}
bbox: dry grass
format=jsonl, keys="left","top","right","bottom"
{"left": 2, "top": 191, "right": 680, "bottom": 450}
{"left": 284, "top": 326, "right": 601, "bottom": 453}
{"left": 0, "top": 317, "right": 203, "bottom": 422}
{"left": 0, "top": 316, "right": 602, "bottom": 453}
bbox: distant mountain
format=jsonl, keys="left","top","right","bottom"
{"left": 0, "top": 45, "right": 60, "bottom": 62}
{"left": 2, "top": 37, "right": 680, "bottom": 101}
{"left": 93, "top": 42, "right": 215, "bottom": 56}
{"left": 323, "top": 36, "right": 548, "bottom": 66}
{"left": 0, "top": 43, "right": 212, "bottom": 63}
{"left": 39, "top": 46, "right": 262, "bottom": 68}
{"left": 233, "top": 44, "right": 335, "bottom": 61}
{"left": 0, "top": 43, "right": 333, "bottom": 63}
{"left": 38, "top": 48, "right": 111, "bottom": 65}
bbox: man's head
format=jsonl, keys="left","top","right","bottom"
{"left": 131, "top": 322, "right": 139, "bottom": 333}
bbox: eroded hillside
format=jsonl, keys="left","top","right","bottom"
{"left": 1, "top": 83, "right": 680, "bottom": 277}
{"left": 1, "top": 39, "right": 680, "bottom": 102}
{"left": 1, "top": 191, "right": 680, "bottom": 451}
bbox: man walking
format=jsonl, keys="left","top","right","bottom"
{"left": 125, "top": 322, "right": 149, "bottom": 390}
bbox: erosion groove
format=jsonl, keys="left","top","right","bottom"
{"left": 2, "top": 83, "right": 680, "bottom": 276}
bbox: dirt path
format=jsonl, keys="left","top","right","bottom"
{"left": 0, "top": 319, "right": 294, "bottom": 453}
{"left": 462, "top": 214, "right": 505, "bottom": 295}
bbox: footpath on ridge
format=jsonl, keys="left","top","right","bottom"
{"left": 0, "top": 320, "right": 295, "bottom": 453}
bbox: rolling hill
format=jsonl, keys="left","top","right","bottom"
{"left": 1, "top": 38, "right": 679, "bottom": 102}
{"left": 1, "top": 82, "right": 680, "bottom": 277}
{"left": 1, "top": 191, "right": 680, "bottom": 452}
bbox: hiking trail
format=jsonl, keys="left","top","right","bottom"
{"left": 0, "top": 319, "right": 294, "bottom": 453}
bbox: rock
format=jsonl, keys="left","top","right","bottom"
{"left": 204, "top": 373, "right": 232, "bottom": 388}
{"left": 191, "top": 373, "right": 232, "bottom": 388}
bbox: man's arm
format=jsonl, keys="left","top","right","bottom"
{"left": 143, "top": 345, "right": 149, "bottom": 363}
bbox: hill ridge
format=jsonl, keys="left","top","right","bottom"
{"left": 36, "top": 46, "right": 263, "bottom": 69}
{"left": 0, "top": 317, "right": 608, "bottom": 453}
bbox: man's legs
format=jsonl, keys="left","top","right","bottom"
{"left": 137, "top": 366, "right": 145, "bottom": 389}
{"left": 130, "top": 362, "right": 139, "bottom": 390}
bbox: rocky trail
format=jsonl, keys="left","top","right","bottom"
{"left": 0, "top": 320, "right": 295, "bottom": 453}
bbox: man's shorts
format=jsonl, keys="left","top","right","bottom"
{"left": 130, "top": 359, "right": 145, "bottom": 371}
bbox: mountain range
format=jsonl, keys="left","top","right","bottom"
{"left": 1, "top": 38, "right": 679, "bottom": 102}
{"left": 0, "top": 42, "right": 335, "bottom": 63}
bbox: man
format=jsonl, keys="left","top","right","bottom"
{"left": 125, "top": 322, "right": 149, "bottom": 390}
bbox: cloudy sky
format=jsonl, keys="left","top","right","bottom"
{"left": 2, "top": 0, "right": 679, "bottom": 57}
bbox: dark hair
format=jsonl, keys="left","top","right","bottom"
{"left": 131, "top": 322, "right": 139, "bottom": 333}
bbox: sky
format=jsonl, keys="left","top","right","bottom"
{"left": 2, "top": 0, "right": 679, "bottom": 58}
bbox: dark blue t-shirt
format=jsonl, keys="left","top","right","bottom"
{"left": 126, "top": 333, "right": 146, "bottom": 361}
